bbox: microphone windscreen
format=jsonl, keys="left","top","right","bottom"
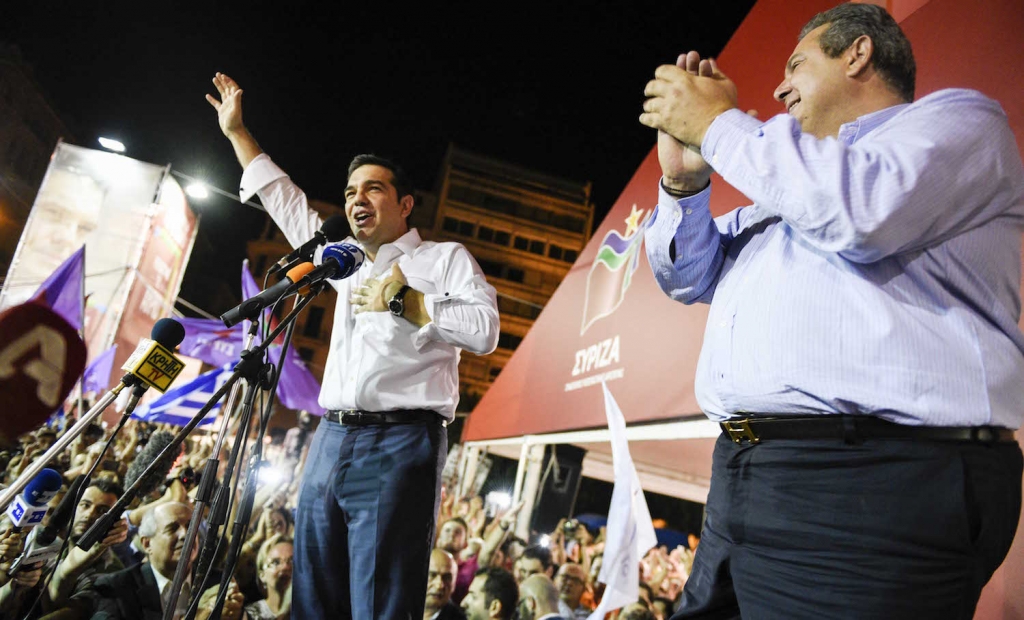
{"left": 0, "top": 302, "right": 86, "bottom": 448}
{"left": 286, "top": 262, "right": 316, "bottom": 282}
{"left": 150, "top": 318, "right": 186, "bottom": 350}
{"left": 320, "top": 214, "right": 349, "bottom": 242}
{"left": 23, "top": 468, "right": 64, "bottom": 506}
{"left": 317, "top": 242, "right": 366, "bottom": 280}
{"left": 124, "top": 430, "right": 179, "bottom": 497}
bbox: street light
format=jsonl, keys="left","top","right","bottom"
{"left": 97, "top": 137, "right": 126, "bottom": 153}
{"left": 185, "top": 183, "right": 209, "bottom": 199}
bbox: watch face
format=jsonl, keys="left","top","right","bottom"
{"left": 388, "top": 299, "right": 403, "bottom": 316}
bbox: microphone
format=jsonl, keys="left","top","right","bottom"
{"left": 5, "top": 468, "right": 63, "bottom": 531}
{"left": 298, "top": 241, "right": 366, "bottom": 290}
{"left": 267, "top": 214, "right": 348, "bottom": 276}
{"left": 118, "top": 318, "right": 187, "bottom": 410}
{"left": 123, "top": 430, "right": 179, "bottom": 499}
{"left": 0, "top": 302, "right": 87, "bottom": 448}
{"left": 8, "top": 474, "right": 86, "bottom": 574}
{"left": 220, "top": 262, "right": 316, "bottom": 328}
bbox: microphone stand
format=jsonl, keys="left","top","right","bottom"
{"left": 161, "top": 319, "right": 263, "bottom": 620}
{"left": 75, "top": 287, "right": 324, "bottom": 557}
{"left": 204, "top": 290, "right": 307, "bottom": 620}
{"left": 0, "top": 375, "right": 143, "bottom": 511}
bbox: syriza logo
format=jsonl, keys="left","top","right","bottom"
{"left": 579, "top": 204, "right": 650, "bottom": 335}
{"left": 565, "top": 205, "right": 650, "bottom": 393}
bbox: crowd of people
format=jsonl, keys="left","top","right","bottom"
{"left": 0, "top": 406, "right": 696, "bottom": 620}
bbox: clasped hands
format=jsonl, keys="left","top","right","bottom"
{"left": 640, "top": 51, "right": 738, "bottom": 147}
{"left": 640, "top": 51, "right": 740, "bottom": 192}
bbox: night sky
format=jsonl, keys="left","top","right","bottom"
{"left": 3, "top": 1, "right": 756, "bottom": 316}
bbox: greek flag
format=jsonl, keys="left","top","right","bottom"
{"left": 132, "top": 364, "right": 234, "bottom": 426}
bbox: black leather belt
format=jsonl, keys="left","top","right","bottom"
{"left": 720, "top": 415, "right": 1016, "bottom": 445}
{"left": 324, "top": 409, "right": 446, "bottom": 427}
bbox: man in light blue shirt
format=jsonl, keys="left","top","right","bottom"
{"left": 641, "top": 3, "right": 1023, "bottom": 618}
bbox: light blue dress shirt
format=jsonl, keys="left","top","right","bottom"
{"left": 645, "top": 89, "right": 1024, "bottom": 428}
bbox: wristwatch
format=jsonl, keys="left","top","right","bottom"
{"left": 388, "top": 285, "right": 411, "bottom": 317}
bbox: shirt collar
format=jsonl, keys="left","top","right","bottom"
{"left": 837, "top": 103, "right": 910, "bottom": 145}
{"left": 367, "top": 228, "right": 422, "bottom": 276}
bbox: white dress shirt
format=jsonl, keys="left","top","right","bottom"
{"left": 240, "top": 154, "right": 500, "bottom": 418}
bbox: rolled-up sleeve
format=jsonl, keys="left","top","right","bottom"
{"left": 412, "top": 246, "right": 500, "bottom": 355}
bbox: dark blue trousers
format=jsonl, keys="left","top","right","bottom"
{"left": 293, "top": 417, "right": 447, "bottom": 619}
{"left": 674, "top": 433, "right": 1022, "bottom": 620}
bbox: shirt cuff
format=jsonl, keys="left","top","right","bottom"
{"left": 239, "top": 153, "right": 288, "bottom": 202}
{"left": 701, "top": 108, "right": 764, "bottom": 173}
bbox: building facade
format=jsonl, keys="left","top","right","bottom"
{"left": 0, "top": 45, "right": 73, "bottom": 281}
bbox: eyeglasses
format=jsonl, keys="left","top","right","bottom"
{"left": 265, "top": 557, "right": 294, "bottom": 569}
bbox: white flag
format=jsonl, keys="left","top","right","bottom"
{"left": 588, "top": 382, "right": 659, "bottom": 620}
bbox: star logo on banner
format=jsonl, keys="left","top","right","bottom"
{"left": 624, "top": 204, "right": 644, "bottom": 238}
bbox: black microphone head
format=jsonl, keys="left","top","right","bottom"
{"left": 151, "top": 318, "right": 185, "bottom": 349}
{"left": 124, "top": 430, "right": 180, "bottom": 497}
{"left": 320, "top": 214, "right": 349, "bottom": 242}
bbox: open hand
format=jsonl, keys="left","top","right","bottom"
{"left": 206, "top": 73, "right": 246, "bottom": 138}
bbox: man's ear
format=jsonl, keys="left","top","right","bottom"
{"left": 400, "top": 194, "right": 414, "bottom": 219}
{"left": 489, "top": 598, "right": 503, "bottom": 619}
{"left": 845, "top": 34, "right": 874, "bottom": 78}
{"left": 140, "top": 535, "right": 152, "bottom": 554}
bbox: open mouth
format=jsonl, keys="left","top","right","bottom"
{"left": 352, "top": 211, "right": 374, "bottom": 226}
{"left": 788, "top": 100, "right": 800, "bottom": 114}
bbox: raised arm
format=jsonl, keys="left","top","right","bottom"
{"left": 206, "top": 72, "right": 264, "bottom": 170}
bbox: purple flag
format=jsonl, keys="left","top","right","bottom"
{"left": 178, "top": 317, "right": 245, "bottom": 368}
{"left": 241, "top": 261, "right": 325, "bottom": 414}
{"left": 82, "top": 344, "right": 117, "bottom": 394}
{"left": 31, "top": 245, "right": 85, "bottom": 330}
{"left": 273, "top": 344, "right": 326, "bottom": 415}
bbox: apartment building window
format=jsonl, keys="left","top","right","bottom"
{"left": 506, "top": 268, "right": 525, "bottom": 283}
{"left": 494, "top": 230, "right": 511, "bottom": 245}
{"left": 498, "top": 332, "right": 523, "bottom": 351}
{"left": 298, "top": 347, "right": 314, "bottom": 362}
{"left": 548, "top": 245, "right": 563, "bottom": 260}
{"left": 528, "top": 240, "right": 545, "bottom": 255}
{"left": 478, "top": 226, "right": 494, "bottom": 242}
{"left": 563, "top": 249, "right": 578, "bottom": 263}
{"left": 443, "top": 217, "right": 460, "bottom": 233}
{"left": 513, "top": 236, "right": 528, "bottom": 251}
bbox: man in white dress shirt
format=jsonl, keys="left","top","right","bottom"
{"left": 207, "top": 73, "right": 500, "bottom": 620}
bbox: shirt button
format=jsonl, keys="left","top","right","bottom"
{"left": 685, "top": 208, "right": 693, "bottom": 215}
{"left": 718, "top": 320, "right": 728, "bottom": 328}
{"left": 712, "top": 155, "right": 720, "bottom": 166}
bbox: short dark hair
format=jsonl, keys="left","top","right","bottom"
{"left": 475, "top": 567, "right": 518, "bottom": 620}
{"left": 445, "top": 516, "right": 468, "bottom": 533}
{"left": 521, "top": 544, "right": 552, "bottom": 570}
{"left": 347, "top": 154, "right": 415, "bottom": 203}
{"left": 800, "top": 2, "right": 915, "bottom": 102}
{"left": 88, "top": 478, "right": 124, "bottom": 498}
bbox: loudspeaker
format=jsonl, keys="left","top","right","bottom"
{"left": 530, "top": 444, "right": 587, "bottom": 534}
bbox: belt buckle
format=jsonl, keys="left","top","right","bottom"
{"left": 340, "top": 411, "right": 364, "bottom": 425}
{"left": 723, "top": 419, "right": 760, "bottom": 444}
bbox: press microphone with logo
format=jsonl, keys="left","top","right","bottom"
{"left": 118, "top": 318, "right": 187, "bottom": 410}
{"left": 8, "top": 472, "right": 84, "bottom": 574}
{"left": 0, "top": 302, "right": 87, "bottom": 449}
{"left": 220, "top": 262, "right": 317, "bottom": 328}
{"left": 267, "top": 214, "right": 348, "bottom": 277}
{"left": 4, "top": 468, "right": 62, "bottom": 533}
{"left": 300, "top": 241, "right": 366, "bottom": 289}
